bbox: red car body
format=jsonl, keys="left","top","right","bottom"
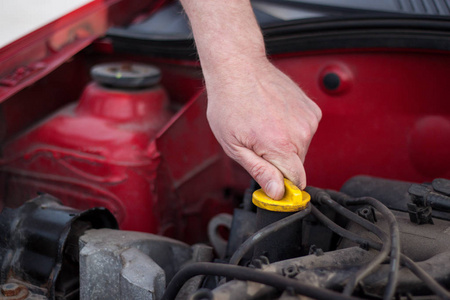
{"left": 0, "top": 0, "right": 448, "bottom": 244}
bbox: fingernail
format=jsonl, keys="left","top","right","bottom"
{"left": 267, "top": 180, "right": 282, "bottom": 200}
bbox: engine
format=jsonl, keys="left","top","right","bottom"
{"left": 1, "top": 1, "right": 449, "bottom": 299}
{"left": 1, "top": 175, "right": 450, "bottom": 300}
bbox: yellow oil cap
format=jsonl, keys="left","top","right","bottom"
{"left": 252, "top": 179, "right": 311, "bottom": 212}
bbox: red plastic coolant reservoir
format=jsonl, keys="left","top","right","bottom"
{"left": 0, "top": 63, "right": 174, "bottom": 232}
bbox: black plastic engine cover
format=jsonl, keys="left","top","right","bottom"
{"left": 0, "top": 194, "right": 118, "bottom": 299}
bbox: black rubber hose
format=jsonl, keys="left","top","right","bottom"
{"left": 400, "top": 254, "right": 450, "bottom": 300}
{"left": 310, "top": 204, "right": 381, "bottom": 250}
{"left": 322, "top": 190, "right": 400, "bottom": 300}
{"left": 321, "top": 190, "right": 388, "bottom": 238}
{"left": 161, "top": 188, "right": 448, "bottom": 300}
{"left": 160, "top": 262, "right": 361, "bottom": 300}
{"left": 310, "top": 202, "right": 450, "bottom": 299}
{"left": 309, "top": 200, "right": 390, "bottom": 296}
{"left": 308, "top": 189, "right": 392, "bottom": 297}
{"left": 346, "top": 196, "right": 400, "bottom": 300}
{"left": 229, "top": 204, "right": 311, "bottom": 265}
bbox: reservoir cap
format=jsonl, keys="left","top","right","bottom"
{"left": 91, "top": 63, "right": 161, "bottom": 89}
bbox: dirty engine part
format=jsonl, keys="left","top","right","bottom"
{"left": 0, "top": 195, "right": 117, "bottom": 299}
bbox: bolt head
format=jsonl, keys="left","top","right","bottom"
{"left": 1, "top": 283, "right": 20, "bottom": 296}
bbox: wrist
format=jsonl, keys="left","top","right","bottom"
{"left": 204, "top": 55, "right": 273, "bottom": 101}
{"left": 202, "top": 49, "right": 268, "bottom": 83}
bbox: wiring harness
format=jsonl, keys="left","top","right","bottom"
{"left": 162, "top": 187, "right": 450, "bottom": 300}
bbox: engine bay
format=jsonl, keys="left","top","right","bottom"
{"left": 0, "top": 1, "right": 449, "bottom": 299}
{"left": 1, "top": 176, "right": 450, "bottom": 299}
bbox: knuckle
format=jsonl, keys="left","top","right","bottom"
{"left": 305, "top": 127, "right": 314, "bottom": 141}
{"left": 297, "top": 124, "right": 313, "bottom": 143}
{"left": 275, "top": 138, "right": 296, "bottom": 153}
{"left": 315, "top": 106, "right": 323, "bottom": 122}
{"left": 297, "top": 113, "right": 320, "bottom": 140}
{"left": 249, "top": 162, "right": 267, "bottom": 183}
{"left": 310, "top": 112, "right": 321, "bottom": 131}
{"left": 303, "top": 95, "right": 322, "bottom": 122}
{"left": 284, "top": 161, "right": 302, "bottom": 184}
{"left": 304, "top": 110, "right": 320, "bottom": 128}
{"left": 240, "top": 130, "right": 258, "bottom": 148}
{"left": 222, "top": 145, "right": 235, "bottom": 158}
{"left": 286, "top": 173, "right": 301, "bottom": 187}
{"left": 307, "top": 101, "right": 322, "bottom": 122}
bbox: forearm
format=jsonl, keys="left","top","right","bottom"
{"left": 180, "top": 0, "right": 267, "bottom": 84}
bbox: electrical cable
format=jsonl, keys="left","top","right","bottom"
{"left": 308, "top": 189, "right": 392, "bottom": 297}
{"left": 229, "top": 204, "right": 311, "bottom": 265}
{"left": 163, "top": 186, "right": 447, "bottom": 300}
{"left": 309, "top": 201, "right": 390, "bottom": 296}
{"left": 311, "top": 202, "right": 450, "bottom": 299}
{"left": 310, "top": 204, "right": 381, "bottom": 250}
{"left": 309, "top": 188, "right": 450, "bottom": 299}
{"left": 160, "top": 262, "right": 362, "bottom": 300}
{"left": 320, "top": 190, "right": 400, "bottom": 300}
{"left": 400, "top": 254, "right": 450, "bottom": 300}
{"left": 345, "top": 196, "right": 400, "bottom": 300}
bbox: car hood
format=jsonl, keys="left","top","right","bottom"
{"left": 0, "top": 0, "right": 168, "bottom": 103}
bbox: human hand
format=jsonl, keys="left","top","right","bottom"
{"left": 179, "top": 0, "right": 321, "bottom": 199}
{"left": 205, "top": 58, "right": 322, "bottom": 200}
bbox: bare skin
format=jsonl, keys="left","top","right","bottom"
{"left": 180, "top": 0, "right": 322, "bottom": 200}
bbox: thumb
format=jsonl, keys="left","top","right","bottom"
{"left": 231, "top": 147, "right": 285, "bottom": 200}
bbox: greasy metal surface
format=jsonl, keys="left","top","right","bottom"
{"left": 361, "top": 251, "right": 450, "bottom": 296}
{"left": 212, "top": 247, "right": 375, "bottom": 298}
{"left": 339, "top": 209, "right": 450, "bottom": 262}
{"left": 79, "top": 229, "right": 193, "bottom": 300}
{"left": 341, "top": 176, "right": 450, "bottom": 220}
{"left": 212, "top": 247, "right": 450, "bottom": 299}
{"left": 207, "top": 213, "right": 233, "bottom": 259}
{"left": 175, "top": 245, "right": 214, "bottom": 300}
{"left": 0, "top": 283, "right": 29, "bottom": 300}
{"left": 433, "top": 178, "right": 450, "bottom": 196}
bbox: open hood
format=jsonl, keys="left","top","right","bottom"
{"left": 0, "top": 0, "right": 167, "bottom": 103}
